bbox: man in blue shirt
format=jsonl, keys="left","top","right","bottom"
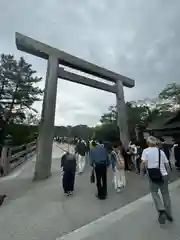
{"left": 90, "top": 141, "right": 109, "bottom": 200}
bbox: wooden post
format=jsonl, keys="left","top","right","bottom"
{"left": 34, "top": 56, "right": 59, "bottom": 180}
{"left": 1, "top": 146, "right": 10, "bottom": 175}
{"left": 116, "top": 80, "right": 129, "bottom": 150}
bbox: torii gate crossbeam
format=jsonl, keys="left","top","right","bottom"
{"left": 15, "top": 32, "right": 135, "bottom": 180}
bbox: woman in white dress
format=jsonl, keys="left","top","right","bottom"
{"left": 110, "top": 143, "right": 126, "bottom": 192}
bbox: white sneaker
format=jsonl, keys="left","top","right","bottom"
{"left": 116, "top": 188, "right": 122, "bottom": 193}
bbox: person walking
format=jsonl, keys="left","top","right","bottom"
{"left": 134, "top": 142, "right": 142, "bottom": 174}
{"left": 139, "top": 138, "right": 148, "bottom": 175}
{"left": 158, "top": 138, "right": 172, "bottom": 171}
{"left": 122, "top": 146, "right": 131, "bottom": 171}
{"left": 123, "top": 143, "right": 134, "bottom": 171}
{"left": 110, "top": 143, "right": 126, "bottom": 192}
{"left": 75, "top": 139, "right": 87, "bottom": 174}
{"left": 141, "top": 136, "right": 173, "bottom": 224}
{"left": 61, "top": 152, "right": 76, "bottom": 196}
{"left": 173, "top": 139, "right": 180, "bottom": 170}
{"left": 90, "top": 141, "right": 109, "bottom": 200}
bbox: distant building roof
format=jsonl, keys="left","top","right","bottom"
{"left": 147, "top": 110, "right": 180, "bottom": 131}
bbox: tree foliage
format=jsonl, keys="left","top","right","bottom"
{"left": 92, "top": 124, "right": 119, "bottom": 142}
{"left": 94, "top": 82, "right": 180, "bottom": 141}
{"left": 22, "top": 111, "right": 41, "bottom": 125}
{"left": 0, "top": 54, "right": 43, "bottom": 146}
{"left": 0, "top": 54, "right": 43, "bottom": 123}
{"left": 54, "top": 125, "right": 92, "bottom": 140}
{"left": 100, "top": 105, "right": 117, "bottom": 125}
{"left": 159, "top": 83, "right": 180, "bottom": 110}
{"left": 7, "top": 124, "right": 38, "bottom": 146}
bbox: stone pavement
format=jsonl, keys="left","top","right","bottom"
{"left": 58, "top": 180, "right": 180, "bottom": 240}
{"left": 0, "top": 143, "right": 180, "bottom": 240}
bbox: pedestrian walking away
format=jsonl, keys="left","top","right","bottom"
{"left": 90, "top": 141, "right": 109, "bottom": 200}
{"left": 123, "top": 145, "right": 133, "bottom": 171}
{"left": 75, "top": 139, "right": 87, "bottom": 174}
{"left": 110, "top": 143, "right": 126, "bottom": 193}
{"left": 141, "top": 136, "right": 173, "bottom": 225}
{"left": 173, "top": 139, "right": 180, "bottom": 170}
{"left": 158, "top": 138, "right": 172, "bottom": 171}
{"left": 61, "top": 152, "right": 76, "bottom": 196}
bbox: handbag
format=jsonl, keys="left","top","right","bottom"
{"left": 90, "top": 168, "right": 95, "bottom": 183}
{"left": 116, "top": 159, "right": 125, "bottom": 170}
{"left": 148, "top": 148, "right": 163, "bottom": 183}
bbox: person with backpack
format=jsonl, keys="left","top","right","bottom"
{"left": 61, "top": 152, "right": 76, "bottom": 196}
{"left": 110, "top": 142, "right": 126, "bottom": 192}
{"left": 141, "top": 136, "right": 173, "bottom": 225}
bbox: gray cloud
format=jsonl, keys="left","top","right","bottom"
{"left": 0, "top": 0, "right": 180, "bottom": 126}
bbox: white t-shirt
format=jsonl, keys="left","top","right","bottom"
{"left": 141, "top": 147, "right": 169, "bottom": 176}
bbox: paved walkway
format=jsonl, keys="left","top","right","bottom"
{"left": 0, "top": 143, "right": 180, "bottom": 240}
{"left": 58, "top": 180, "right": 180, "bottom": 240}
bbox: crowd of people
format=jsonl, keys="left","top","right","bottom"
{"left": 61, "top": 136, "right": 180, "bottom": 224}
{"left": 1, "top": 133, "right": 179, "bottom": 224}
{"left": 61, "top": 139, "right": 125, "bottom": 198}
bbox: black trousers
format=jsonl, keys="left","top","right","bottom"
{"left": 124, "top": 158, "right": 129, "bottom": 171}
{"left": 136, "top": 157, "right": 141, "bottom": 174}
{"left": 95, "top": 164, "right": 107, "bottom": 199}
{"left": 62, "top": 171, "right": 75, "bottom": 193}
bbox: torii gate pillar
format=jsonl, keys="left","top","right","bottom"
{"left": 116, "top": 80, "right": 129, "bottom": 148}
{"left": 34, "top": 56, "right": 59, "bottom": 180}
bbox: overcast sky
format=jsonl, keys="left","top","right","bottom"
{"left": 0, "top": 0, "right": 180, "bottom": 126}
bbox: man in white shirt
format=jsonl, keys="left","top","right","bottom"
{"left": 141, "top": 136, "right": 173, "bottom": 224}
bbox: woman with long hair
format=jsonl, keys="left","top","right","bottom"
{"left": 110, "top": 143, "right": 126, "bottom": 193}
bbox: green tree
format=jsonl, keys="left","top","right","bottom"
{"left": 96, "top": 101, "right": 161, "bottom": 141}
{"left": 131, "top": 100, "right": 162, "bottom": 125}
{"left": 22, "top": 111, "right": 41, "bottom": 125}
{"left": 100, "top": 105, "right": 117, "bottom": 125}
{"left": 100, "top": 102, "right": 151, "bottom": 126}
{"left": 93, "top": 83, "right": 180, "bottom": 142}
{"left": 70, "top": 125, "right": 92, "bottom": 140}
{"left": 92, "top": 124, "right": 119, "bottom": 142}
{"left": 159, "top": 83, "right": 180, "bottom": 111}
{"left": 0, "top": 54, "right": 43, "bottom": 147}
{"left": 0, "top": 54, "right": 43, "bottom": 123}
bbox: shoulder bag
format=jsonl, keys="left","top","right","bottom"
{"left": 148, "top": 148, "right": 163, "bottom": 183}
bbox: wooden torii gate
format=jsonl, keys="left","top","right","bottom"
{"left": 15, "top": 33, "right": 135, "bottom": 180}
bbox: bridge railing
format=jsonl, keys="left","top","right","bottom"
{"left": 0, "top": 141, "right": 37, "bottom": 176}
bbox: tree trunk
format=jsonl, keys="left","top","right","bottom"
{"left": 0, "top": 83, "right": 19, "bottom": 153}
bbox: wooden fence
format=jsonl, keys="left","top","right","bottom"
{"left": 0, "top": 141, "right": 37, "bottom": 176}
